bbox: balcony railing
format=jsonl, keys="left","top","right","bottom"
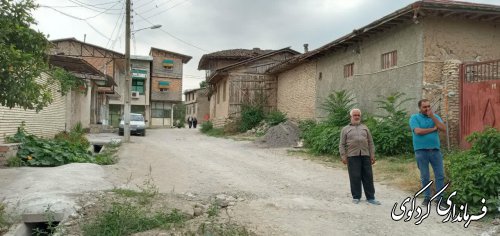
{"left": 151, "top": 91, "right": 182, "bottom": 101}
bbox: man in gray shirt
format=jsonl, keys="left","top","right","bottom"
{"left": 339, "top": 108, "right": 381, "bottom": 205}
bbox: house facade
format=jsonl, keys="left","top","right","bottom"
{"left": 149, "top": 47, "right": 192, "bottom": 127}
{"left": 0, "top": 55, "right": 108, "bottom": 143}
{"left": 109, "top": 55, "right": 152, "bottom": 127}
{"left": 268, "top": 0, "right": 500, "bottom": 147}
{"left": 198, "top": 48, "right": 300, "bottom": 127}
{"left": 184, "top": 88, "right": 210, "bottom": 124}
{"left": 50, "top": 38, "right": 125, "bottom": 129}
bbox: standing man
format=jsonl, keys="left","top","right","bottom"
{"left": 339, "top": 108, "right": 381, "bottom": 205}
{"left": 409, "top": 99, "right": 447, "bottom": 206}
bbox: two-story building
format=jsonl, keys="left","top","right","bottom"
{"left": 198, "top": 47, "right": 300, "bottom": 127}
{"left": 149, "top": 47, "right": 192, "bottom": 127}
{"left": 49, "top": 38, "right": 124, "bottom": 129}
{"left": 184, "top": 88, "right": 210, "bottom": 124}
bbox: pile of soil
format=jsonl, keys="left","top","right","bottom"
{"left": 258, "top": 121, "right": 301, "bottom": 148}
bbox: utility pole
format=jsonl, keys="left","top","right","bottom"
{"left": 123, "top": 0, "right": 131, "bottom": 142}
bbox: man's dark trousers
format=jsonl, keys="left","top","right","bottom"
{"left": 347, "top": 155, "right": 375, "bottom": 200}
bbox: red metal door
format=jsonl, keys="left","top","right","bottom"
{"left": 460, "top": 60, "right": 500, "bottom": 148}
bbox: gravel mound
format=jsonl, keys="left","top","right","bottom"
{"left": 259, "top": 121, "right": 300, "bottom": 148}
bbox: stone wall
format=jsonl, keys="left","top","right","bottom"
{"left": 439, "top": 60, "right": 462, "bottom": 148}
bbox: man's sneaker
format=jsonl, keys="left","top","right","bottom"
{"left": 367, "top": 199, "right": 381, "bottom": 205}
{"left": 422, "top": 198, "right": 431, "bottom": 206}
{"left": 352, "top": 199, "right": 360, "bottom": 204}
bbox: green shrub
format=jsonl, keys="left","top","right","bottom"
{"left": 201, "top": 121, "right": 214, "bottom": 133}
{"left": 206, "top": 128, "right": 225, "bottom": 137}
{"left": 466, "top": 127, "right": 500, "bottom": 160}
{"left": 265, "top": 110, "right": 287, "bottom": 126}
{"left": 6, "top": 123, "right": 122, "bottom": 167}
{"left": 369, "top": 92, "right": 413, "bottom": 155}
{"left": 302, "top": 123, "right": 341, "bottom": 156}
{"left": 7, "top": 156, "right": 24, "bottom": 167}
{"left": 223, "top": 120, "right": 241, "bottom": 135}
{"left": 320, "top": 90, "right": 356, "bottom": 127}
{"left": 298, "top": 119, "right": 317, "bottom": 139}
{"left": 0, "top": 203, "right": 10, "bottom": 234}
{"left": 239, "top": 104, "right": 264, "bottom": 132}
{"left": 82, "top": 203, "right": 185, "bottom": 236}
{"left": 446, "top": 128, "right": 500, "bottom": 214}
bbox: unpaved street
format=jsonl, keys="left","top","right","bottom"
{"left": 105, "top": 128, "right": 489, "bottom": 236}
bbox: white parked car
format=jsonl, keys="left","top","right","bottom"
{"left": 119, "top": 113, "right": 146, "bottom": 136}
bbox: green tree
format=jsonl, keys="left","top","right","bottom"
{"left": 0, "top": 0, "right": 52, "bottom": 111}
{"left": 199, "top": 80, "right": 207, "bottom": 88}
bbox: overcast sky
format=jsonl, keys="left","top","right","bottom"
{"left": 32, "top": 0, "right": 500, "bottom": 95}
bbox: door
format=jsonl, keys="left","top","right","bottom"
{"left": 460, "top": 60, "right": 500, "bottom": 148}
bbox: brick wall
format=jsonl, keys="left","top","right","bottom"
{"left": 276, "top": 61, "right": 316, "bottom": 120}
{"left": 0, "top": 73, "right": 67, "bottom": 144}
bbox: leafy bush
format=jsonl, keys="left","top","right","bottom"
{"left": 320, "top": 90, "right": 356, "bottom": 127}
{"left": 265, "top": 110, "right": 287, "bottom": 126}
{"left": 6, "top": 156, "right": 24, "bottom": 167}
{"left": 298, "top": 119, "right": 317, "bottom": 139}
{"left": 239, "top": 104, "right": 264, "bottom": 132}
{"left": 223, "top": 120, "right": 241, "bottom": 135}
{"left": 466, "top": 127, "right": 500, "bottom": 160}
{"left": 82, "top": 203, "right": 185, "bottom": 236}
{"left": 302, "top": 123, "right": 341, "bottom": 156}
{"left": 369, "top": 92, "right": 413, "bottom": 155}
{"left": 0, "top": 202, "right": 10, "bottom": 235}
{"left": 5, "top": 123, "right": 121, "bottom": 167}
{"left": 206, "top": 128, "right": 225, "bottom": 137}
{"left": 201, "top": 121, "right": 214, "bottom": 133}
{"left": 446, "top": 128, "right": 500, "bottom": 214}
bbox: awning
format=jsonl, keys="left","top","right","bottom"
{"left": 162, "top": 59, "right": 174, "bottom": 68}
{"left": 158, "top": 81, "right": 170, "bottom": 88}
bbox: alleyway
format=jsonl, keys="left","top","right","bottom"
{"left": 103, "top": 128, "right": 488, "bottom": 235}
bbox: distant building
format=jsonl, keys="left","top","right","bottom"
{"left": 184, "top": 88, "right": 210, "bottom": 124}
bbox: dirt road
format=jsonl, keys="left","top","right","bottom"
{"left": 104, "top": 128, "right": 491, "bottom": 236}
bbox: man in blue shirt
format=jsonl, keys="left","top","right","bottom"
{"left": 409, "top": 99, "right": 447, "bottom": 207}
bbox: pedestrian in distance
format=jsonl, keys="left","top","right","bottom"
{"left": 339, "top": 108, "right": 381, "bottom": 205}
{"left": 193, "top": 117, "right": 198, "bottom": 128}
{"left": 187, "top": 116, "right": 193, "bottom": 129}
{"left": 409, "top": 99, "right": 447, "bottom": 207}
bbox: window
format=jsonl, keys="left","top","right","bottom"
{"left": 381, "top": 50, "right": 397, "bottom": 69}
{"left": 162, "top": 59, "right": 174, "bottom": 70}
{"left": 132, "top": 79, "right": 145, "bottom": 94}
{"left": 151, "top": 102, "right": 171, "bottom": 118}
{"left": 223, "top": 81, "right": 227, "bottom": 102}
{"left": 158, "top": 81, "right": 170, "bottom": 92}
{"left": 344, "top": 63, "right": 354, "bottom": 78}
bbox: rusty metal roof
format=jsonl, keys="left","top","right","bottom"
{"left": 48, "top": 55, "right": 115, "bottom": 86}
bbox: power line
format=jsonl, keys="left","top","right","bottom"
{"left": 40, "top": 0, "right": 122, "bottom": 8}
{"left": 134, "top": 12, "right": 209, "bottom": 52}
{"left": 136, "top": 0, "right": 174, "bottom": 16}
{"left": 84, "top": 1, "right": 123, "bottom": 20}
{"left": 134, "top": 0, "right": 156, "bottom": 10}
{"left": 67, "top": 0, "right": 123, "bottom": 12}
{"left": 140, "top": 0, "right": 189, "bottom": 21}
{"left": 106, "top": 4, "right": 126, "bottom": 48}
{"left": 41, "top": 6, "right": 112, "bottom": 41}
